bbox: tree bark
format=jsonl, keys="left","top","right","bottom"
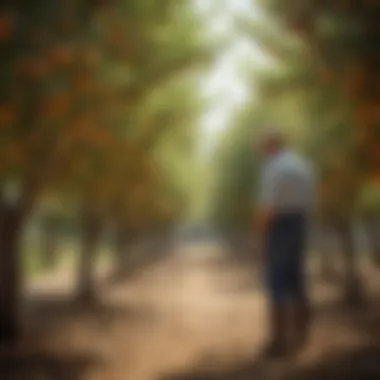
{"left": 364, "top": 216, "right": 380, "bottom": 267}
{"left": 109, "top": 223, "right": 137, "bottom": 282}
{"left": 76, "top": 212, "right": 102, "bottom": 301}
{"left": 336, "top": 221, "right": 364, "bottom": 306}
{"left": 318, "top": 225, "right": 337, "bottom": 282}
{"left": 0, "top": 203, "right": 24, "bottom": 343}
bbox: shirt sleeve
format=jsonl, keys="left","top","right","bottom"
{"left": 308, "top": 164, "right": 317, "bottom": 210}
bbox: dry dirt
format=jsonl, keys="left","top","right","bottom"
{"left": 3, "top": 243, "right": 380, "bottom": 380}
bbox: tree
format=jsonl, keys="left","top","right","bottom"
{"left": 0, "top": 0, "right": 107, "bottom": 343}
{"left": 357, "top": 180, "right": 380, "bottom": 266}
{"left": 0, "top": 0, "right": 218, "bottom": 341}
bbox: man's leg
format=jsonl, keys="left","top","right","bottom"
{"left": 263, "top": 216, "right": 293, "bottom": 358}
{"left": 264, "top": 262, "right": 289, "bottom": 358}
{"left": 289, "top": 255, "right": 312, "bottom": 352}
{"left": 265, "top": 299, "right": 288, "bottom": 357}
{"left": 294, "top": 297, "right": 311, "bottom": 348}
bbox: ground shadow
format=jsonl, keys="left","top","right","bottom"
{"left": 312, "top": 281, "right": 380, "bottom": 339}
{"left": 106, "top": 238, "right": 172, "bottom": 285}
{"left": 23, "top": 294, "right": 158, "bottom": 337}
{"left": 280, "top": 344, "right": 380, "bottom": 380}
{"left": 344, "top": 298, "right": 380, "bottom": 339}
{"left": 161, "top": 265, "right": 380, "bottom": 380}
{"left": 161, "top": 343, "right": 380, "bottom": 380}
{"left": 0, "top": 350, "right": 102, "bottom": 380}
{"left": 160, "top": 358, "right": 266, "bottom": 380}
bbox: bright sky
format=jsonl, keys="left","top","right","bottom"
{"left": 194, "top": 0, "right": 269, "bottom": 157}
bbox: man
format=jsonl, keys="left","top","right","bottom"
{"left": 255, "top": 129, "right": 315, "bottom": 358}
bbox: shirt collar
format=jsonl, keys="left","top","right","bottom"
{"left": 268, "top": 148, "right": 288, "bottom": 163}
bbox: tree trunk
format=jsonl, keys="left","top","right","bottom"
{"left": 336, "top": 221, "right": 364, "bottom": 306}
{"left": 318, "top": 226, "right": 337, "bottom": 282}
{"left": 109, "top": 223, "right": 137, "bottom": 283}
{"left": 115, "top": 223, "right": 129, "bottom": 267}
{"left": 0, "top": 203, "right": 24, "bottom": 344}
{"left": 364, "top": 216, "right": 380, "bottom": 267}
{"left": 41, "top": 225, "right": 58, "bottom": 270}
{"left": 76, "top": 213, "right": 101, "bottom": 301}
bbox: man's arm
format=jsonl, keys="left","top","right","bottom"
{"left": 254, "top": 166, "right": 276, "bottom": 258}
{"left": 305, "top": 161, "right": 317, "bottom": 217}
{"left": 255, "top": 206, "right": 274, "bottom": 236}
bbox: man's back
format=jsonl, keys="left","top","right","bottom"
{"left": 259, "top": 150, "right": 315, "bottom": 214}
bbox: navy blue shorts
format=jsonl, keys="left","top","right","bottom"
{"left": 265, "top": 213, "right": 308, "bottom": 304}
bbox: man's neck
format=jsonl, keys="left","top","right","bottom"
{"left": 268, "top": 147, "right": 286, "bottom": 159}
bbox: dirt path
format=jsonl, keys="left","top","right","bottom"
{"left": 6, "top": 243, "right": 380, "bottom": 380}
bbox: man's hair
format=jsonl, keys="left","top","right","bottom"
{"left": 260, "top": 127, "right": 286, "bottom": 148}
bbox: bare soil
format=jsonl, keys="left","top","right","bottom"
{"left": 2, "top": 244, "right": 380, "bottom": 380}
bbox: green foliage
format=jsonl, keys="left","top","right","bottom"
{"left": 204, "top": 110, "right": 262, "bottom": 228}
{"left": 357, "top": 181, "right": 380, "bottom": 217}
{"left": 0, "top": 0, "right": 218, "bottom": 232}
{"left": 255, "top": 0, "right": 380, "bottom": 176}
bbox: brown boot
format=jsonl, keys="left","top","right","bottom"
{"left": 262, "top": 302, "right": 288, "bottom": 359}
{"left": 292, "top": 300, "right": 311, "bottom": 352}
